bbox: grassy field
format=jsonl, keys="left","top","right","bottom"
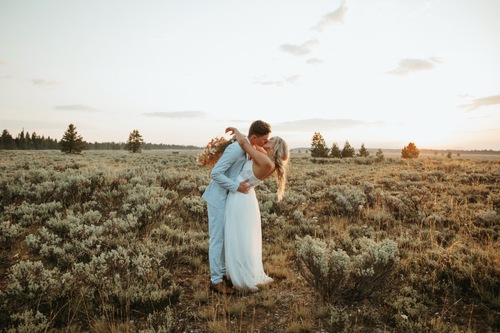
{"left": 0, "top": 150, "right": 498, "bottom": 332}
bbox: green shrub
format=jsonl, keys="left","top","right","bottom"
{"left": 296, "top": 235, "right": 399, "bottom": 303}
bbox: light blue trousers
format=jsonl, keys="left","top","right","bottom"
{"left": 207, "top": 203, "right": 225, "bottom": 284}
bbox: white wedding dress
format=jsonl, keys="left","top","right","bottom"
{"left": 224, "top": 160, "right": 273, "bottom": 292}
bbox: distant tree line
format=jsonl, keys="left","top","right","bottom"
{"left": 86, "top": 142, "right": 200, "bottom": 150}
{"left": 310, "top": 132, "right": 382, "bottom": 160}
{"left": 1, "top": 127, "right": 200, "bottom": 151}
{"left": 1, "top": 129, "right": 59, "bottom": 150}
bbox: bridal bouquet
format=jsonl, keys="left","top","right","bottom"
{"left": 197, "top": 136, "right": 234, "bottom": 167}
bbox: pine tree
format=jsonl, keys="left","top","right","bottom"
{"left": 358, "top": 143, "right": 370, "bottom": 157}
{"left": 401, "top": 142, "right": 420, "bottom": 159}
{"left": 60, "top": 124, "right": 85, "bottom": 154}
{"left": 341, "top": 140, "right": 355, "bottom": 158}
{"left": 31, "top": 132, "right": 39, "bottom": 149}
{"left": 310, "top": 132, "right": 329, "bottom": 157}
{"left": 25, "top": 131, "right": 32, "bottom": 149}
{"left": 1, "top": 130, "right": 16, "bottom": 150}
{"left": 330, "top": 142, "right": 342, "bottom": 158}
{"left": 16, "top": 129, "right": 27, "bottom": 150}
{"left": 375, "top": 149, "right": 384, "bottom": 162}
{"left": 127, "top": 129, "right": 144, "bottom": 153}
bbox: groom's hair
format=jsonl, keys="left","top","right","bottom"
{"left": 248, "top": 120, "right": 271, "bottom": 137}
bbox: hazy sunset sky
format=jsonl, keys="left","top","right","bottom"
{"left": 1, "top": 0, "right": 499, "bottom": 150}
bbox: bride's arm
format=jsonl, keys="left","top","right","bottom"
{"left": 254, "top": 145, "right": 266, "bottom": 154}
{"left": 225, "top": 127, "right": 273, "bottom": 170}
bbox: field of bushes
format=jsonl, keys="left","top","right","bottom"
{"left": 0, "top": 150, "right": 498, "bottom": 332}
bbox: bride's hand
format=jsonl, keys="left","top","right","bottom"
{"left": 225, "top": 127, "right": 246, "bottom": 144}
{"left": 225, "top": 127, "right": 239, "bottom": 136}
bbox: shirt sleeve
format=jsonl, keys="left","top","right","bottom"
{"left": 210, "top": 142, "right": 242, "bottom": 193}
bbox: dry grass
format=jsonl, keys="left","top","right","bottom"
{"left": 0, "top": 150, "right": 498, "bottom": 332}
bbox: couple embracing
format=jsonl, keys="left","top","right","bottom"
{"left": 202, "top": 120, "right": 289, "bottom": 294}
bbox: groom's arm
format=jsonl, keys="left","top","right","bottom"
{"left": 210, "top": 142, "right": 244, "bottom": 194}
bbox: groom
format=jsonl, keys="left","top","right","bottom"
{"left": 202, "top": 120, "right": 272, "bottom": 294}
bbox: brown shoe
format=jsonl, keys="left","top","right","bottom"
{"left": 223, "top": 275, "right": 233, "bottom": 288}
{"left": 210, "top": 281, "right": 236, "bottom": 294}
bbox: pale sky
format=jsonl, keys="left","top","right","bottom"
{"left": 1, "top": 0, "right": 499, "bottom": 150}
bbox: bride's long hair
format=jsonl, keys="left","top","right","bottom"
{"left": 271, "top": 136, "right": 289, "bottom": 201}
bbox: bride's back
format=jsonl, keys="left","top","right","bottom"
{"left": 251, "top": 151, "right": 275, "bottom": 180}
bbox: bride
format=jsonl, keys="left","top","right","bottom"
{"left": 223, "top": 127, "right": 289, "bottom": 292}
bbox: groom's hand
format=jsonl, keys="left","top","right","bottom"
{"left": 237, "top": 179, "right": 251, "bottom": 194}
